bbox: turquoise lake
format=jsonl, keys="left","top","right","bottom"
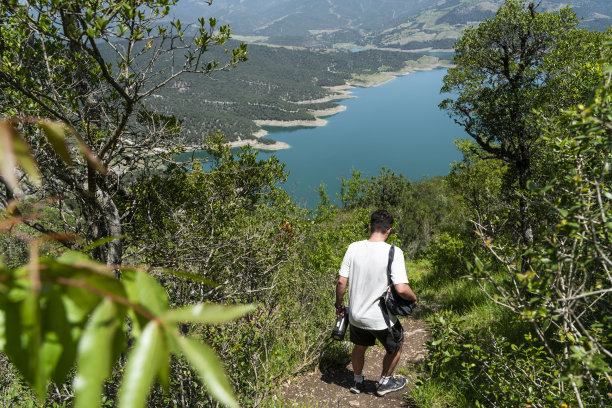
{"left": 178, "top": 68, "right": 465, "bottom": 209}
{"left": 256, "top": 68, "right": 464, "bottom": 208}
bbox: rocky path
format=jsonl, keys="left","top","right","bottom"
{"left": 278, "top": 318, "right": 431, "bottom": 407}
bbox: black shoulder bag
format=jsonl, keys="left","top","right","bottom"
{"left": 379, "top": 244, "right": 416, "bottom": 331}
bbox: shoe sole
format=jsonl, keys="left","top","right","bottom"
{"left": 349, "top": 388, "right": 361, "bottom": 394}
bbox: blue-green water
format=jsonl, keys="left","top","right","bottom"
{"left": 255, "top": 69, "right": 463, "bottom": 208}
{"left": 177, "top": 69, "right": 464, "bottom": 209}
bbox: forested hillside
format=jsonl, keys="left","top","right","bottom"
{"left": 1, "top": 1, "right": 611, "bottom": 408}
{"left": 143, "top": 43, "right": 440, "bottom": 144}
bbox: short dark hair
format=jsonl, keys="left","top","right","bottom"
{"left": 370, "top": 210, "right": 393, "bottom": 233}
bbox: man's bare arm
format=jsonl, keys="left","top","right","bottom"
{"left": 335, "top": 276, "right": 348, "bottom": 314}
{"left": 394, "top": 283, "right": 417, "bottom": 304}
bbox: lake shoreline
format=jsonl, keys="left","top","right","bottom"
{"left": 179, "top": 68, "right": 462, "bottom": 208}
{"left": 235, "top": 58, "right": 453, "bottom": 151}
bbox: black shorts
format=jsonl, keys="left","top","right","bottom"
{"left": 349, "top": 321, "right": 404, "bottom": 355}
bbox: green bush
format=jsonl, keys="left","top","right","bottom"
{"left": 426, "top": 312, "right": 565, "bottom": 407}
{"left": 420, "top": 232, "right": 467, "bottom": 281}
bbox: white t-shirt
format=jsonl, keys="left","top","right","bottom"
{"left": 339, "top": 240, "right": 409, "bottom": 331}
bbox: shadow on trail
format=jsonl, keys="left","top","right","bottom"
{"left": 318, "top": 361, "right": 421, "bottom": 407}
{"left": 319, "top": 366, "right": 380, "bottom": 395}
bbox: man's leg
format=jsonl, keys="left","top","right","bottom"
{"left": 349, "top": 345, "right": 368, "bottom": 394}
{"left": 380, "top": 344, "right": 402, "bottom": 377}
{"left": 375, "top": 322, "right": 407, "bottom": 396}
{"left": 352, "top": 344, "right": 368, "bottom": 376}
{"left": 349, "top": 325, "right": 375, "bottom": 394}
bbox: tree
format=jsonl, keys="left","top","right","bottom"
{"left": 0, "top": 0, "right": 247, "bottom": 272}
{"left": 125, "top": 133, "right": 293, "bottom": 305}
{"left": 527, "top": 76, "right": 612, "bottom": 406}
{"left": 440, "top": 0, "right": 605, "bottom": 250}
{"left": 468, "top": 53, "right": 612, "bottom": 406}
{"left": 431, "top": 2, "right": 611, "bottom": 404}
{"left": 0, "top": 117, "right": 253, "bottom": 408}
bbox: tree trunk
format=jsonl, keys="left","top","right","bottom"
{"left": 96, "top": 188, "right": 123, "bottom": 277}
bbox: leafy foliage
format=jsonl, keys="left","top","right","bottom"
{"left": 337, "top": 168, "right": 465, "bottom": 257}
{"left": 440, "top": 0, "right": 607, "bottom": 247}
{"left": 514, "top": 62, "right": 612, "bottom": 403}
{"left": 0, "top": 118, "right": 253, "bottom": 408}
{"left": 0, "top": 0, "right": 247, "bottom": 269}
{"left": 420, "top": 4, "right": 612, "bottom": 406}
{"left": 427, "top": 312, "right": 561, "bottom": 407}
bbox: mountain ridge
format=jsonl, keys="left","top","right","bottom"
{"left": 171, "top": 0, "right": 610, "bottom": 50}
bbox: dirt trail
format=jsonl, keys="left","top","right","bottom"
{"left": 279, "top": 317, "right": 431, "bottom": 407}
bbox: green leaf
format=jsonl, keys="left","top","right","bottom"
{"left": 40, "top": 121, "right": 73, "bottom": 166}
{"left": 67, "top": 127, "right": 106, "bottom": 174}
{"left": 60, "top": 279, "right": 106, "bottom": 324}
{"left": 162, "top": 303, "right": 255, "bottom": 325}
{"left": 12, "top": 130, "right": 41, "bottom": 186}
{"left": 0, "top": 121, "right": 37, "bottom": 190}
{"left": 3, "top": 271, "right": 85, "bottom": 394}
{"left": 157, "top": 346, "right": 170, "bottom": 394}
{"left": 24, "top": 290, "right": 45, "bottom": 399}
{"left": 3, "top": 290, "right": 45, "bottom": 400}
{"left": 0, "top": 308, "right": 5, "bottom": 351}
{"left": 43, "top": 290, "right": 78, "bottom": 384}
{"left": 542, "top": 180, "right": 555, "bottom": 192}
{"left": 178, "top": 336, "right": 238, "bottom": 408}
{"left": 474, "top": 257, "right": 484, "bottom": 272}
{"left": 81, "top": 235, "right": 125, "bottom": 253}
{"left": 73, "top": 299, "right": 121, "bottom": 408}
{"left": 123, "top": 270, "right": 168, "bottom": 316}
{"left": 56, "top": 251, "right": 113, "bottom": 277}
{"left": 118, "top": 322, "right": 164, "bottom": 408}
{"left": 163, "top": 327, "right": 182, "bottom": 355}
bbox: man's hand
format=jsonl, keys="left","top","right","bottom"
{"left": 335, "top": 304, "right": 346, "bottom": 316}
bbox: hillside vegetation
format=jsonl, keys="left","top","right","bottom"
{"left": 144, "top": 43, "right": 442, "bottom": 144}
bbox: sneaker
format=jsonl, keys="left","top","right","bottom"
{"left": 375, "top": 376, "right": 406, "bottom": 396}
{"left": 349, "top": 379, "right": 365, "bottom": 394}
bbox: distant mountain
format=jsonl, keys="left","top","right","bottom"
{"left": 171, "top": 0, "right": 611, "bottom": 50}
{"left": 173, "top": 0, "right": 436, "bottom": 33}
{"left": 372, "top": 0, "right": 611, "bottom": 50}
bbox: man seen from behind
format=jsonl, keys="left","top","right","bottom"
{"left": 335, "top": 209, "right": 418, "bottom": 396}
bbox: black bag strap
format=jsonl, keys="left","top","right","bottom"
{"left": 386, "top": 243, "right": 395, "bottom": 285}
{"left": 379, "top": 296, "right": 392, "bottom": 332}
{"left": 380, "top": 244, "right": 395, "bottom": 332}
